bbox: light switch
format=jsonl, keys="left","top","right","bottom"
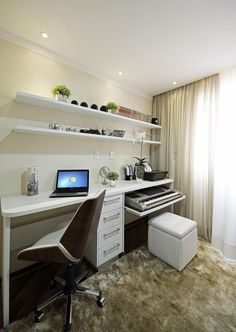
{"left": 93, "top": 151, "right": 100, "bottom": 160}
{"left": 109, "top": 151, "right": 114, "bottom": 159}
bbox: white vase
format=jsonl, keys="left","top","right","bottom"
{"left": 109, "top": 180, "right": 116, "bottom": 187}
{"left": 55, "top": 94, "right": 68, "bottom": 103}
{"left": 108, "top": 108, "right": 117, "bottom": 114}
{"left": 135, "top": 165, "right": 145, "bottom": 180}
{"left": 27, "top": 166, "right": 39, "bottom": 196}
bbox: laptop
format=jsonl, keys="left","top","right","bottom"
{"left": 50, "top": 169, "right": 89, "bottom": 198}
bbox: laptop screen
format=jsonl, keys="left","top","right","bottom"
{"left": 56, "top": 170, "right": 89, "bottom": 192}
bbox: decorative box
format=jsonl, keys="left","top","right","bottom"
{"left": 144, "top": 170, "right": 168, "bottom": 181}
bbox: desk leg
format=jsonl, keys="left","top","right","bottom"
{"left": 2, "top": 216, "right": 10, "bottom": 327}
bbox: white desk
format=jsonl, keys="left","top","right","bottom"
{"left": 1, "top": 179, "right": 184, "bottom": 327}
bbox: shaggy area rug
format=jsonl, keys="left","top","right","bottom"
{"left": 4, "top": 239, "right": 236, "bottom": 332}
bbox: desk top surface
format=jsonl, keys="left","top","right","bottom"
{"left": 1, "top": 179, "right": 173, "bottom": 217}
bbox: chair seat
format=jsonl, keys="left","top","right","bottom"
{"left": 53, "top": 220, "right": 70, "bottom": 232}
{"left": 35, "top": 227, "right": 66, "bottom": 247}
{"left": 18, "top": 226, "right": 79, "bottom": 264}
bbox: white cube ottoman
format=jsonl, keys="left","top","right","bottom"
{"left": 148, "top": 212, "right": 197, "bottom": 271}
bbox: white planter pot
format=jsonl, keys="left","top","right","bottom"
{"left": 108, "top": 108, "right": 117, "bottom": 114}
{"left": 55, "top": 94, "right": 68, "bottom": 103}
{"left": 109, "top": 180, "right": 116, "bottom": 187}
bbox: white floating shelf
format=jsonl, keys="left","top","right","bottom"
{"left": 15, "top": 92, "right": 161, "bottom": 129}
{"left": 14, "top": 125, "right": 162, "bottom": 145}
{"left": 125, "top": 196, "right": 186, "bottom": 217}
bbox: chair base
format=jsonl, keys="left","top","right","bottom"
{"left": 34, "top": 264, "right": 105, "bottom": 331}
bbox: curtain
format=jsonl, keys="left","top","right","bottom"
{"left": 212, "top": 68, "right": 236, "bottom": 261}
{"left": 151, "top": 75, "right": 218, "bottom": 241}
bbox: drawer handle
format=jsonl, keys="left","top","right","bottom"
{"left": 104, "top": 228, "right": 120, "bottom": 240}
{"left": 103, "top": 244, "right": 120, "bottom": 256}
{"left": 103, "top": 213, "right": 120, "bottom": 223}
{"left": 104, "top": 197, "right": 120, "bottom": 205}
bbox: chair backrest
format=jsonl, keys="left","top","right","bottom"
{"left": 60, "top": 189, "right": 106, "bottom": 260}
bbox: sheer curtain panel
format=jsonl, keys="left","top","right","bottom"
{"left": 151, "top": 76, "right": 218, "bottom": 241}
{"left": 212, "top": 68, "right": 236, "bottom": 261}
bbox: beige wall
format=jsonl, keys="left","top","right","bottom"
{"left": 0, "top": 38, "right": 152, "bottom": 273}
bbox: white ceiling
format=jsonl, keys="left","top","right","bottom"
{"left": 1, "top": 0, "right": 236, "bottom": 98}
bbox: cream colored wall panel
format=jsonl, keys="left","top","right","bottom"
{"left": 0, "top": 38, "right": 151, "bottom": 198}
{"left": 0, "top": 37, "right": 152, "bottom": 274}
{"left": 0, "top": 152, "right": 149, "bottom": 197}
{"left": 0, "top": 38, "right": 151, "bottom": 111}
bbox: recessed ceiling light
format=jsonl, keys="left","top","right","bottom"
{"left": 172, "top": 81, "right": 177, "bottom": 85}
{"left": 118, "top": 72, "right": 123, "bottom": 76}
{"left": 41, "top": 32, "right": 49, "bottom": 39}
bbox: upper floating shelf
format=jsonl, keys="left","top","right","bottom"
{"left": 15, "top": 92, "right": 161, "bottom": 129}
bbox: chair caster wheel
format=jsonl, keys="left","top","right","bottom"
{"left": 97, "top": 296, "right": 106, "bottom": 307}
{"left": 34, "top": 309, "right": 44, "bottom": 323}
{"left": 64, "top": 323, "right": 72, "bottom": 331}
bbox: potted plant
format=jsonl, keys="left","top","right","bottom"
{"left": 106, "top": 171, "right": 119, "bottom": 187}
{"left": 106, "top": 101, "right": 119, "bottom": 114}
{"left": 51, "top": 84, "right": 71, "bottom": 102}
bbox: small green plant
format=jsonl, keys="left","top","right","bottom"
{"left": 106, "top": 171, "right": 119, "bottom": 181}
{"left": 106, "top": 101, "right": 119, "bottom": 111}
{"left": 134, "top": 157, "right": 147, "bottom": 166}
{"left": 51, "top": 84, "right": 71, "bottom": 98}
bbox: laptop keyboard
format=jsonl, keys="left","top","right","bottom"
{"left": 50, "top": 192, "right": 88, "bottom": 197}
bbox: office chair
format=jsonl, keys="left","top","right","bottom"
{"left": 18, "top": 189, "right": 106, "bottom": 332}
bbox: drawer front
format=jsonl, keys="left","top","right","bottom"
{"left": 98, "top": 223, "right": 122, "bottom": 249}
{"left": 99, "top": 208, "right": 123, "bottom": 231}
{"left": 102, "top": 194, "right": 122, "bottom": 213}
{"left": 98, "top": 240, "right": 122, "bottom": 265}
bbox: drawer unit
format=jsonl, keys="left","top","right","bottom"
{"left": 85, "top": 193, "right": 124, "bottom": 268}
{"left": 98, "top": 223, "right": 122, "bottom": 249}
{"left": 98, "top": 239, "right": 122, "bottom": 266}
{"left": 98, "top": 208, "right": 122, "bottom": 231}
{"left": 102, "top": 194, "right": 122, "bottom": 213}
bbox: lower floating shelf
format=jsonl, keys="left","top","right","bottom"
{"left": 125, "top": 195, "right": 186, "bottom": 217}
{"left": 14, "top": 125, "right": 161, "bottom": 145}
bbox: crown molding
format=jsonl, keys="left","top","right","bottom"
{"left": 0, "top": 28, "right": 152, "bottom": 100}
